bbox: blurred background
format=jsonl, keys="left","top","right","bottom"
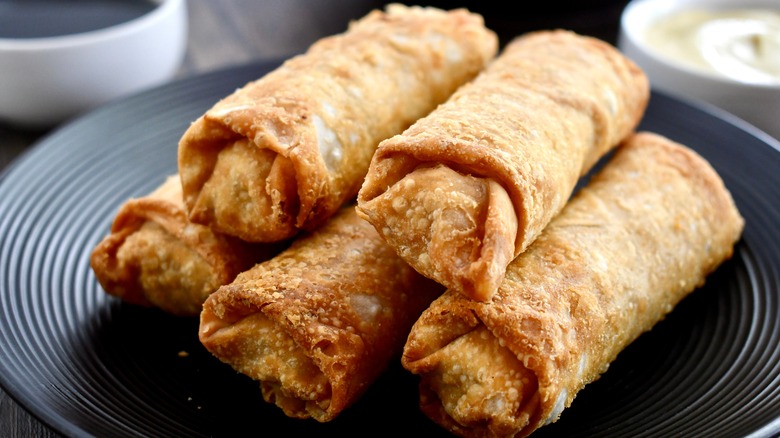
{"left": 177, "top": 0, "right": 631, "bottom": 71}
{"left": 0, "top": 1, "right": 629, "bottom": 436}
{"left": 0, "top": 0, "right": 631, "bottom": 171}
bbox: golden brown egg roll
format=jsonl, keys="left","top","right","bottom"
{"left": 199, "top": 206, "right": 444, "bottom": 422}
{"left": 401, "top": 132, "right": 744, "bottom": 438}
{"left": 356, "top": 29, "right": 650, "bottom": 302}
{"left": 177, "top": 4, "right": 498, "bottom": 243}
{"left": 90, "top": 175, "right": 280, "bottom": 317}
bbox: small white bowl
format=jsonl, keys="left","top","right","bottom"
{"left": 0, "top": 0, "right": 188, "bottom": 128}
{"left": 618, "top": 0, "right": 780, "bottom": 140}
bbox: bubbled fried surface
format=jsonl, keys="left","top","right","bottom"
{"left": 357, "top": 29, "right": 650, "bottom": 302}
{"left": 402, "top": 132, "right": 744, "bottom": 438}
{"left": 178, "top": 4, "right": 499, "bottom": 243}
{"left": 90, "top": 175, "right": 278, "bottom": 316}
{"left": 200, "top": 206, "right": 443, "bottom": 422}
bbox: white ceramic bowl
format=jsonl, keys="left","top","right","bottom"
{"left": 618, "top": 0, "right": 780, "bottom": 140}
{"left": 0, "top": 0, "right": 187, "bottom": 128}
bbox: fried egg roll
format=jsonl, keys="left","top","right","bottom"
{"left": 90, "top": 175, "right": 279, "bottom": 317}
{"left": 199, "top": 206, "right": 443, "bottom": 422}
{"left": 402, "top": 132, "right": 744, "bottom": 438}
{"left": 356, "top": 29, "right": 650, "bottom": 302}
{"left": 177, "top": 4, "right": 498, "bottom": 243}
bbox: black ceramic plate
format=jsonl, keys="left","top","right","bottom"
{"left": 1, "top": 59, "right": 779, "bottom": 438}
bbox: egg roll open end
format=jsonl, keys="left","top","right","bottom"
{"left": 357, "top": 164, "right": 518, "bottom": 302}
{"left": 110, "top": 221, "right": 220, "bottom": 315}
{"left": 90, "top": 174, "right": 284, "bottom": 316}
{"left": 180, "top": 131, "right": 300, "bottom": 243}
{"left": 411, "top": 325, "right": 541, "bottom": 437}
{"left": 199, "top": 303, "right": 333, "bottom": 421}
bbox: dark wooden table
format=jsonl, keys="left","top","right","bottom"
{"left": 0, "top": 1, "right": 629, "bottom": 436}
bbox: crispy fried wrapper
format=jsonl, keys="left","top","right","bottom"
{"left": 177, "top": 4, "right": 498, "bottom": 243}
{"left": 199, "top": 206, "right": 444, "bottom": 422}
{"left": 90, "top": 175, "right": 280, "bottom": 317}
{"left": 357, "top": 29, "right": 650, "bottom": 301}
{"left": 401, "top": 132, "right": 745, "bottom": 438}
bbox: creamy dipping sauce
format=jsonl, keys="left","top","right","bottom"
{"left": 644, "top": 8, "right": 780, "bottom": 85}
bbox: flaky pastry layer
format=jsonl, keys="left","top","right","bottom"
{"left": 90, "top": 175, "right": 277, "bottom": 316}
{"left": 402, "top": 132, "right": 744, "bottom": 438}
{"left": 199, "top": 207, "right": 443, "bottom": 421}
{"left": 357, "top": 29, "right": 650, "bottom": 301}
{"left": 178, "top": 4, "right": 498, "bottom": 242}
